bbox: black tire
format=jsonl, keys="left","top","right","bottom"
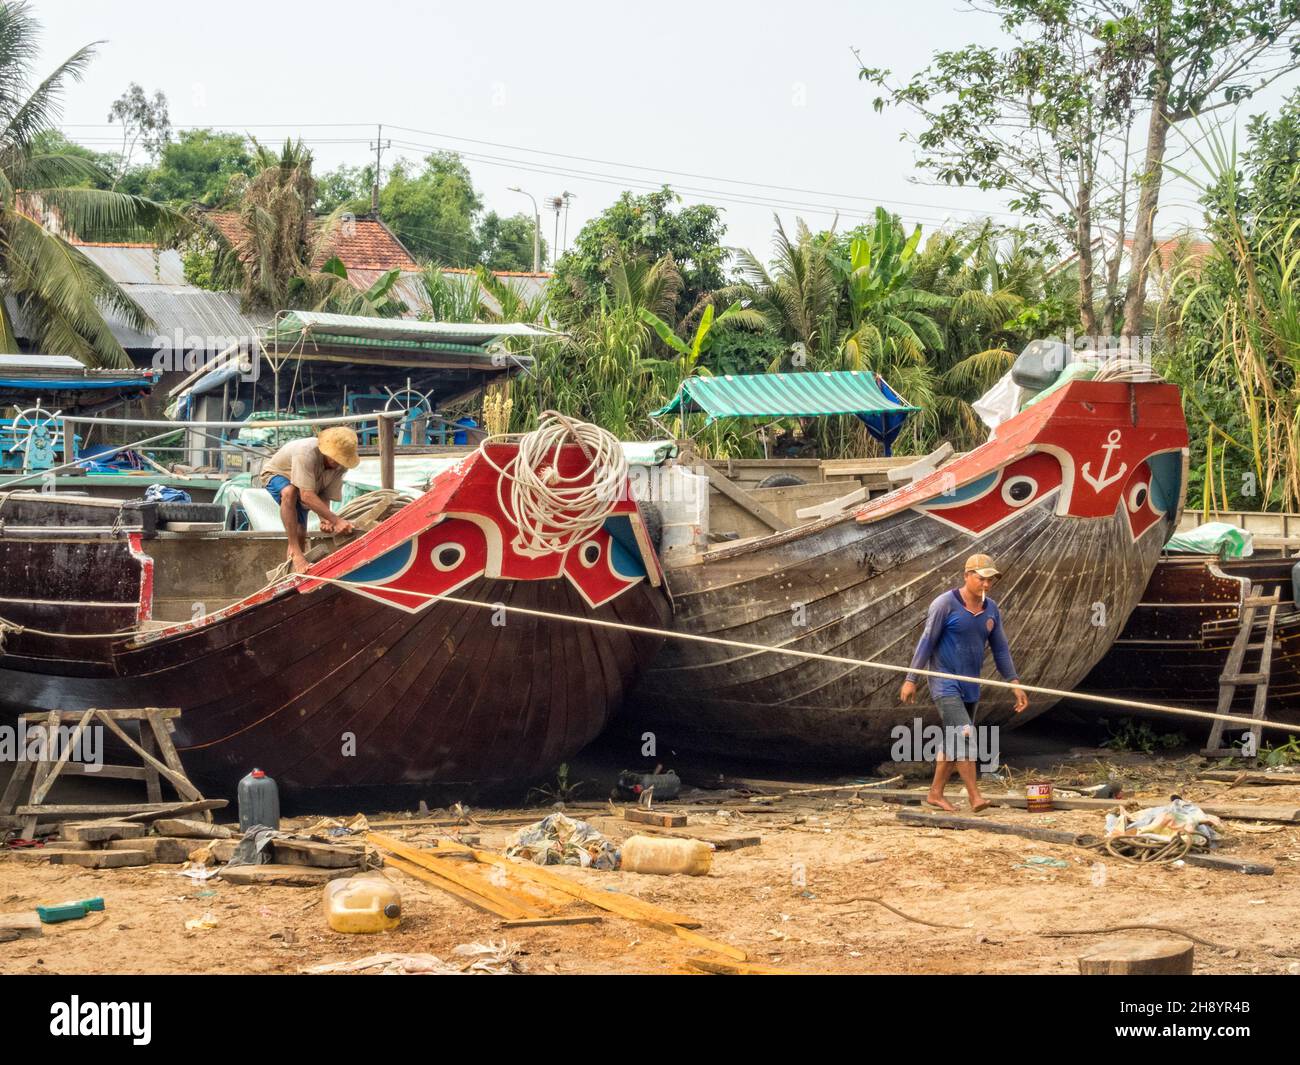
{"left": 638, "top": 502, "right": 663, "bottom": 552}
{"left": 755, "top": 473, "right": 807, "bottom": 489}
{"left": 156, "top": 501, "right": 227, "bottom": 524}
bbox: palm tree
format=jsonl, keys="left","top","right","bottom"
{"left": 732, "top": 217, "right": 840, "bottom": 368}
{"left": 0, "top": 1, "right": 180, "bottom": 367}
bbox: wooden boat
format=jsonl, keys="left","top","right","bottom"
{"left": 0, "top": 439, "right": 668, "bottom": 796}
{"left": 1078, "top": 553, "right": 1300, "bottom": 725}
{"left": 627, "top": 378, "right": 1189, "bottom": 761}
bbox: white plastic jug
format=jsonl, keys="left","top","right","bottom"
{"left": 323, "top": 875, "right": 402, "bottom": 933}
{"left": 620, "top": 835, "right": 713, "bottom": 876}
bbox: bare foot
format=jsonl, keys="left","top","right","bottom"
{"left": 969, "top": 799, "right": 991, "bottom": 814}
{"left": 291, "top": 554, "right": 311, "bottom": 575}
{"left": 925, "top": 794, "right": 957, "bottom": 813}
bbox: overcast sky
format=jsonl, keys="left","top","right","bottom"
{"left": 28, "top": 0, "right": 1299, "bottom": 267}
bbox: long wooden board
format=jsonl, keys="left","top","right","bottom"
{"left": 895, "top": 810, "right": 1274, "bottom": 874}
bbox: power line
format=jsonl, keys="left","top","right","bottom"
{"left": 60, "top": 119, "right": 1021, "bottom": 223}
{"left": 386, "top": 137, "right": 975, "bottom": 231}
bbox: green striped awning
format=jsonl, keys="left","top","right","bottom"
{"left": 654, "top": 371, "right": 919, "bottom": 422}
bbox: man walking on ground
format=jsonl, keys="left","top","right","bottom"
{"left": 259, "top": 428, "right": 360, "bottom": 574}
{"left": 900, "top": 554, "right": 1029, "bottom": 812}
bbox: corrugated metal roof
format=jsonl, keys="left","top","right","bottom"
{"left": 101, "top": 288, "right": 272, "bottom": 354}
{"left": 73, "top": 245, "right": 190, "bottom": 286}
{"left": 655, "top": 371, "right": 920, "bottom": 421}
{"left": 0, "top": 353, "right": 85, "bottom": 370}
{"left": 270, "top": 310, "right": 557, "bottom": 347}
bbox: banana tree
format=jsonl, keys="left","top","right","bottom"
{"left": 639, "top": 300, "right": 763, "bottom": 387}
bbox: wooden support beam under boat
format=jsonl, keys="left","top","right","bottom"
{"left": 700, "top": 464, "right": 790, "bottom": 532}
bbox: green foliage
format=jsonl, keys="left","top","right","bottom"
{"left": 379, "top": 152, "right": 482, "bottom": 267}
{"left": 527, "top": 762, "right": 587, "bottom": 805}
{"left": 27, "top": 130, "right": 115, "bottom": 190}
{"left": 550, "top": 186, "right": 726, "bottom": 322}
{"left": 1258, "top": 735, "right": 1300, "bottom": 767}
{"left": 314, "top": 162, "right": 373, "bottom": 215}
{"left": 476, "top": 210, "right": 546, "bottom": 272}
{"left": 106, "top": 82, "right": 170, "bottom": 188}
{"left": 1159, "top": 97, "right": 1300, "bottom": 512}
{"left": 123, "top": 129, "right": 253, "bottom": 206}
{"left": 0, "top": 1, "right": 184, "bottom": 366}
{"left": 1099, "top": 717, "right": 1186, "bottom": 754}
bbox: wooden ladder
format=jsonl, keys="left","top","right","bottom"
{"left": 1203, "top": 585, "right": 1282, "bottom": 758}
{"left": 0, "top": 707, "right": 210, "bottom": 840}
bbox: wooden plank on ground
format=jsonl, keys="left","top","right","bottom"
{"left": 384, "top": 855, "right": 528, "bottom": 920}
{"left": 369, "top": 835, "right": 545, "bottom": 919}
{"left": 272, "top": 838, "right": 367, "bottom": 869}
{"left": 152, "top": 818, "right": 234, "bottom": 839}
{"left": 48, "top": 850, "right": 149, "bottom": 869}
{"left": 625, "top": 808, "right": 687, "bottom": 828}
{"left": 500, "top": 915, "right": 604, "bottom": 928}
{"left": 1199, "top": 770, "right": 1300, "bottom": 786}
{"left": 371, "top": 833, "right": 706, "bottom": 929}
{"left": 219, "top": 864, "right": 352, "bottom": 886}
{"left": 895, "top": 810, "right": 1274, "bottom": 875}
{"left": 860, "top": 788, "right": 1300, "bottom": 823}
{"left": 0, "top": 912, "right": 43, "bottom": 940}
{"left": 686, "top": 956, "right": 802, "bottom": 975}
{"left": 366, "top": 815, "right": 538, "bottom": 830}
{"left": 625, "top": 824, "right": 761, "bottom": 850}
{"left": 61, "top": 821, "right": 148, "bottom": 843}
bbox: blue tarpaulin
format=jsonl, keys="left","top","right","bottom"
{"left": 0, "top": 377, "right": 155, "bottom": 390}
{"left": 855, "top": 375, "right": 912, "bottom": 457}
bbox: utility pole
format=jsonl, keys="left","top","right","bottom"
{"left": 561, "top": 191, "right": 575, "bottom": 256}
{"left": 508, "top": 186, "right": 541, "bottom": 273}
{"left": 546, "top": 195, "right": 563, "bottom": 269}
{"left": 369, "top": 123, "right": 391, "bottom": 216}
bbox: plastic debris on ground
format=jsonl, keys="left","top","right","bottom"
{"left": 297, "top": 813, "right": 370, "bottom": 839}
{"left": 184, "top": 913, "right": 219, "bottom": 931}
{"left": 1105, "top": 797, "right": 1223, "bottom": 844}
{"left": 505, "top": 812, "right": 619, "bottom": 869}
{"left": 1013, "top": 856, "right": 1070, "bottom": 870}
{"left": 226, "top": 826, "right": 289, "bottom": 867}
{"left": 303, "top": 941, "right": 520, "bottom": 975}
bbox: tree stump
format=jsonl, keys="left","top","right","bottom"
{"left": 1078, "top": 939, "right": 1194, "bottom": 975}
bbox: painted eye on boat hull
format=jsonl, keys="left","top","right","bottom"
{"left": 432, "top": 544, "right": 466, "bottom": 571}
{"left": 1002, "top": 476, "right": 1037, "bottom": 507}
{"left": 579, "top": 541, "right": 601, "bottom": 568}
{"left": 1127, "top": 481, "right": 1150, "bottom": 512}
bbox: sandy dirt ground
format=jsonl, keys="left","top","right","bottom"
{"left": 3, "top": 754, "right": 1300, "bottom": 976}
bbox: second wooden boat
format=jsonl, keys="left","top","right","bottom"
{"left": 628, "top": 377, "right": 1189, "bottom": 761}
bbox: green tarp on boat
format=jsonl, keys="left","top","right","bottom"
{"left": 654, "top": 371, "right": 919, "bottom": 423}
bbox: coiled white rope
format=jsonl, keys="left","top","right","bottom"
{"left": 1089, "top": 357, "right": 1165, "bottom": 383}
{"left": 477, "top": 410, "right": 628, "bottom": 559}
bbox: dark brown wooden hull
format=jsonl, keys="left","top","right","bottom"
{"left": 0, "top": 442, "right": 671, "bottom": 794}
{"left": 628, "top": 495, "right": 1170, "bottom": 761}
{"left": 627, "top": 380, "right": 1189, "bottom": 762}
{"left": 1078, "top": 554, "right": 1300, "bottom": 723}
{"left": 0, "top": 573, "right": 666, "bottom": 793}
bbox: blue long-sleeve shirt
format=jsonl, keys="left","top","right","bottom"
{"left": 906, "top": 589, "right": 1018, "bottom": 702}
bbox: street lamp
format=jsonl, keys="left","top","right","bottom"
{"left": 508, "top": 186, "right": 541, "bottom": 273}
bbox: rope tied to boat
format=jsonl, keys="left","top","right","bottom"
{"left": 0, "top": 617, "right": 22, "bottom": 653}
{"left": 478, "top": 410, "right": 628, "bottom": 559}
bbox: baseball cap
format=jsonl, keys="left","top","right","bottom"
{"left": 964, "top": 553, "right": 1000, "bottom": 578}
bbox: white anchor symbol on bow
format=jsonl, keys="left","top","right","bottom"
{"left": 1081, "top": 428, "right": 1128, "bottom": 492}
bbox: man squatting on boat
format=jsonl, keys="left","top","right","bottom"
{"left": 259, "top": 427, "right": 361, "bottom": 574}
{"left": 899, "top": 553, "right": 1030, "bottom": 812}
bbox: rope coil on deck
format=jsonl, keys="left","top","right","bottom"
{"left": 477, "top": 411, "right": 628, "bottom": 558}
